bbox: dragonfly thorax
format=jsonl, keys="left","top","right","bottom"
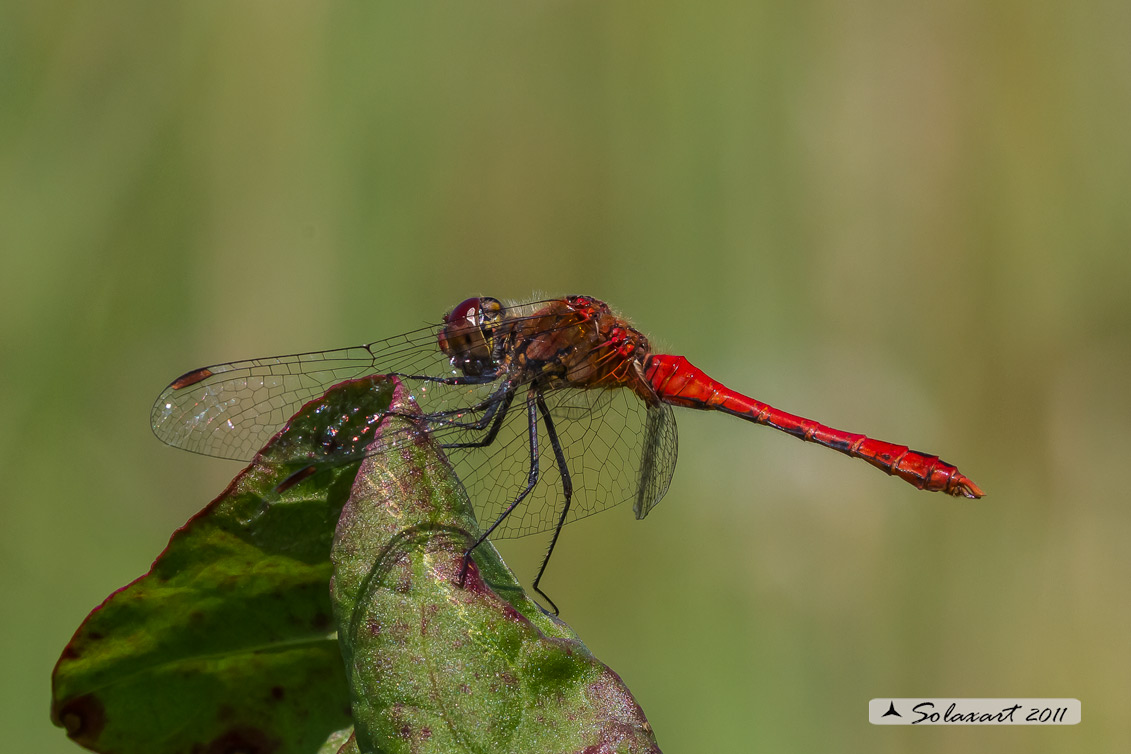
{"left": 503, "top": 297, "right": 658, "bottom": 401}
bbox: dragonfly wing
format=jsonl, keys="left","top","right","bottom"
{"left": 634, "top": 401, "right": 678, "bottom": 520}
{"left": 150, "top": 326, "right": 471, "bottom": 462}
{"left": 447, "top": 385, "right": 678, "bottom": 539}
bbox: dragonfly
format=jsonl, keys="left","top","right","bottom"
{"left": 153, "top": 295, "right": 984, "bottom": 613}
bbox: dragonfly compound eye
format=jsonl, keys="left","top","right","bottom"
{"left": 439, "top": 296, "right": 507, "bottom": 377}
{"left": 444, "top": 298, "right": 482, "bottom": 327}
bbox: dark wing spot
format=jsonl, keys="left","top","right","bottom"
{"left": 171, "top": 367, "right": 214, "bottom": 390}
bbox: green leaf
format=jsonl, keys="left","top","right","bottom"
{"left": 53, "top": 374, "right": 660, "bottom": 754}
{"left": 317, "top": 727, "right": 356, "bottom": 754}
{"left": 331, "top": 395, "right": 661, "bottom": 753}
{"left": 51, "top": 376, "right": 400, "bottom": 754}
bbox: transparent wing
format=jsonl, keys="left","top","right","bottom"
{"left": 447, "top": 385, "right": 679, "bottom": 539}
{"left": 150, "top": 323, "right": 489, "bottom": 462}
{"left": 635, "top": 399, "right": 680, "bottom": 520}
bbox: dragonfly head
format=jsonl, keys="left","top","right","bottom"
{"left": 438, "top": 296, "right": 505, "bottom": 377}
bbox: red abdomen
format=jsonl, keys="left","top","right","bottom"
{"left": 645, "top": 354, "right": 984, "bottom": 498}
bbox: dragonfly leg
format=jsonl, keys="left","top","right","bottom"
{"left": 459, "top": 387, "right": 540, "bottom": 587}
{"left": 531, "top": 389, "right": 571, "bottom": 616}
{"left": 393, "top": 370, "right": 500, "bottom": 386}
{"left": 437, "top": 382, "right": 511, "bottom": 425}
{"left": 438, "top": 386, "right": 516, "bottom": 448}
{"left": 384, "top": 377, "right": 507, "bottom": 427}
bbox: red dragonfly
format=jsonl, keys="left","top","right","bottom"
{"left": 153, "top": 295, "right": 983, "bottom": 612}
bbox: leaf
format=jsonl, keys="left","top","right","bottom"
{"left": 331, "top": 394, "right": 661, "bottom": 753}
{"left": 51, "top": 376, "right": 402, "bottom": 754}
{"left": 52, "top": 374, "right": 661, "bottom": 754}
{"left": 318, "top": 728, "right": 356, "bottom": 754}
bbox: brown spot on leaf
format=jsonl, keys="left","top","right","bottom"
{"left": 270, "top": 686, "right": 285, "bottom": 701}
{"left": 204, "top": 725, "right": 279, "bottom": 754}
{"left": 394, "top": 572, "right": 413, "bottom": 593}
{"left": 171, "top": 367, "right": 214, "bottom": 390}
{"left": 311, "top": 612, "right": 332, "bottom": 632}
{"left": 578, "top": 721, "right": 661, "bottom": 754}
{"left": 58, "top": 694, "right": 106, "bottom": 745}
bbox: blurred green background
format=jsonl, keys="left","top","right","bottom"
{"left": 3, "top": 1, "right": 1129, "bottom": 752}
